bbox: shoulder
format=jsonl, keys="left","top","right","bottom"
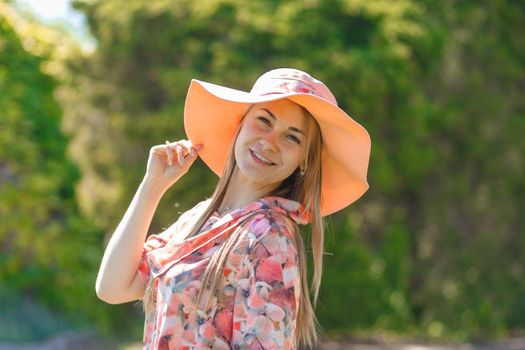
{"left": 240, "top": 208, "right": 300, "bottom": 259}
{"left": 241, "top": 207, "right": 298, "bottom": 237}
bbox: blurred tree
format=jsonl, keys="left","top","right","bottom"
{"left": 0, "top": 3, "right": 136, "bottom": 341}
{"left": 397, "top": 0, "right": 525, "bottom": 340}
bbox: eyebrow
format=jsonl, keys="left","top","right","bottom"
{"left": 261, "top": 108, "right": 305, "bottom": 135}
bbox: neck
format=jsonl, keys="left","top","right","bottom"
{"left": 218, "top": 166, "right": 277, "bottom": 213}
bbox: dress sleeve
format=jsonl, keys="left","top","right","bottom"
{"left": 137, "top": 230, "right": 170, "bottom": 284}
{"left": 231, "top": 216, "right": 301, "bottom": 349}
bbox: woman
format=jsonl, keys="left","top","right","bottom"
{"left": 96, "top": 68, "right": 371, "bottom": 349}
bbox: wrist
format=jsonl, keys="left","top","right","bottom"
{"left": 140, "top": 176, "right": 168, "bottom": 197}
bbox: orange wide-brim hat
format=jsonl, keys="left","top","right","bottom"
{"left": 184, "top": 68, "right": 371, "bottom": 216}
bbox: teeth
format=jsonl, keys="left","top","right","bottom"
{"left": 252, "top": 151, "right": 274, "bottom": 165}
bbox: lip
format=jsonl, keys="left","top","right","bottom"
{"left": 249, "top": 149, "right": 276, "bottom": 166}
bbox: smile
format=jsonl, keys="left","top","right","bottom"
{"left": 250, "top": 149, "right": 276, "bottom": 166}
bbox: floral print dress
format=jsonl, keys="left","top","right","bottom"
{"left": 137, "top": 196, "right": 309, "bottom": 349}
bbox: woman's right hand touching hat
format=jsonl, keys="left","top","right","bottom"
{"left": 144, "top": 139, "right": 203, "bottom": 192}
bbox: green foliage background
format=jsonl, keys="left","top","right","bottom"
{"left": 1, "top": 0, "right": 524, "bottom": 344}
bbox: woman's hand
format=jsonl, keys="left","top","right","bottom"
{"left": 143, "top": 139, "right": 203, "bottom": 192}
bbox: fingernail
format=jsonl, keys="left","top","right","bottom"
{"left": 195, "top": 144, "right": 204, "bottom": 151}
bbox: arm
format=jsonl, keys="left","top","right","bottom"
{"left": 232, "top": 223, "right": 301, "bottom": 349}
{"left": 95, "top": 140, "right": 201, "bottom": 304}
{"left": 95, "top": 178, "right": 165, "bottom": 304}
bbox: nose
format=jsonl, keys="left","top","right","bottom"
{"left": 258, "top": 133, "right": 278, "bottom": 152}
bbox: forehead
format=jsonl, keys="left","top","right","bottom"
{"left": 252, "top": 99, "right": 305, "bottom": 127}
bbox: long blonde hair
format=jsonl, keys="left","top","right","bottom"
{"left": 143, "top": 102, "right": 325, "bottom": 348}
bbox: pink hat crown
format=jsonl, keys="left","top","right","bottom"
{"left": 250, "top": 68, "right": 338, "bottom": 106}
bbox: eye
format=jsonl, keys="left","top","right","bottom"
{"left": 287, "top": 134, "right": 301, "bottom": 144}
{"left": 257, "top": 116, "right": 272, "bottom": 127}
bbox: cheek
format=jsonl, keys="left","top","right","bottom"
{"left": 282, "top": 146, "right": 302, "bottom": 169}
{"left": 234, "top": 125, "right": 250, "bottom": 151}
{"left": 245, "top": 122, "right": 264, "bottom": 138}
{"left": 236, "top": 122, "right": 258, "bottom": 144}
{"left": 233, "top": 126, "right": 259, "bottom": 165}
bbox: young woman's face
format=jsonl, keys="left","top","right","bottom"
{"left": 234, "top": 99, "right": 306, "bottom": 189}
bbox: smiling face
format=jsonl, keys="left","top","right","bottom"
{"left": 233, "top": 99, "right": 306, "bottom": 191}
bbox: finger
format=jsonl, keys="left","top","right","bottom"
{"left": 164, "top": 141, "right": 175, "bottom": 166}
{"left": 175, "top": 144, "right": 184, "bottom": 165}
{"left": 173, "top": 140, "right": 200, "bottom": 154}
{"left": 180, "top": 147, "right": 199, "bottom": 169}
{"left": 180, "top": 140, "right": 201, "bottom": 159}
{"left": 177, "top": 140, "right": 195, "bottom": 157}
{"left": 181, "top": 140, "right": 203, "bottom": 156}
{"left": 173, "top": 141, "right": 189, "bottom": 159}
{"left": 180, "top": 139, "right": 192, "bottom": 149}
{"left": 151, "top": 145, "right": 163, "bottom": 156}
{"left": 164, "top": 146, "right": 173, "bottom": 166}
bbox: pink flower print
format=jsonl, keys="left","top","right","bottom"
{"left": 270, "top": 329, "right": 285, "bottom": 349}
{"left": 183, "top": 280, "right": 201, "bottom": 302}
{"left": 248, "top": 315, "right": 275, "bottom": 348}
{"left": 282, "top": 259, "right": 298, "bottom": 289}
{"left": 214, "top": 309, "right": 233, "bottom": 342}
{"left": 181, "top": 329, "right": 196, "bottom": 346}
{"left": 199, "top": 321, "right": 216, "bottom": 342}
{"left": 242, "top": 201, "right": 264, "bottom": 215}
{"left": 182, "top": 303, "right": 198, "bottom": 325}
{"left": 165, "top": 295, "right": 184, "bottom": 317}
{"left": 247, "top": 289, "right": 266, "bottom": 310}
{"left": 168, "top": 325, "right": 183, "bottom": 349}
{"left": 255, "top": 256, "right": 283, "bottom": 283}
{"left": 275, "top": 82, "right": 291, "bottom": 93}
{"left": 246, "top": 339, "right": 264, "bottom": 350}
{"left": 226, "top": 251, "right": 243, "bottom": 270}
{"left": 161, "top": 314, "right": 181, "bottom": 335}
{"left": 221, "top": 284, "right": 236, "bottom": 309}
{"left": 212, "top": 336, "right": 231, "bottom": 350}
{"left": 222, "top": 284, "right": 236, "bottom": 298}
{"left": 265, "top": 303, "right": 285, "bottom": 322}
{"left": 137, "top": 257, "right": 150, "bottom": 283}
{"left": 270, "top": 233, "right": 291, "bottom": 262}
{"left": 268, "top": 288, "right": 296, "bottom": 313}
{"left": 158, "top": 336, "right": 170, "bottom": 349}
{"left": 249, "top": 216, "right": 271, "bottom": 236}
{"left": 139, "top": 196, "right": 307, "bottom": 349}
{"left": 283, "top": 336, "right": 294, "bottom": 349}
{"left": 234, "top": 300, "right": 248, "bottom": 319}
{"left": 251, "top": 241, "right": 270, "bottom": 261}
{"left": 258, "top": 235, "right": 281, "bottom": 256}
{"left": 180, "top": 283, "right": 199, "bottom": 312}
{"left": 202, "top": 244, "right": 221, "bottom": 258}
{"left": 280, "top": 233, "right": 291, "bottom": 251}
{"left": 237, "top": 278, "right": 250, "bottom": 295}
{"left": 255, "top": 281, "right": 271, "bottom": 299}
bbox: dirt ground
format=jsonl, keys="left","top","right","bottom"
{"left": 0, "top": 332, "right": 524, "bottom": 350}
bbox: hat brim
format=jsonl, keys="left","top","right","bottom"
{"left": 184, "top": 79, "right": 371, "bottom": 216}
